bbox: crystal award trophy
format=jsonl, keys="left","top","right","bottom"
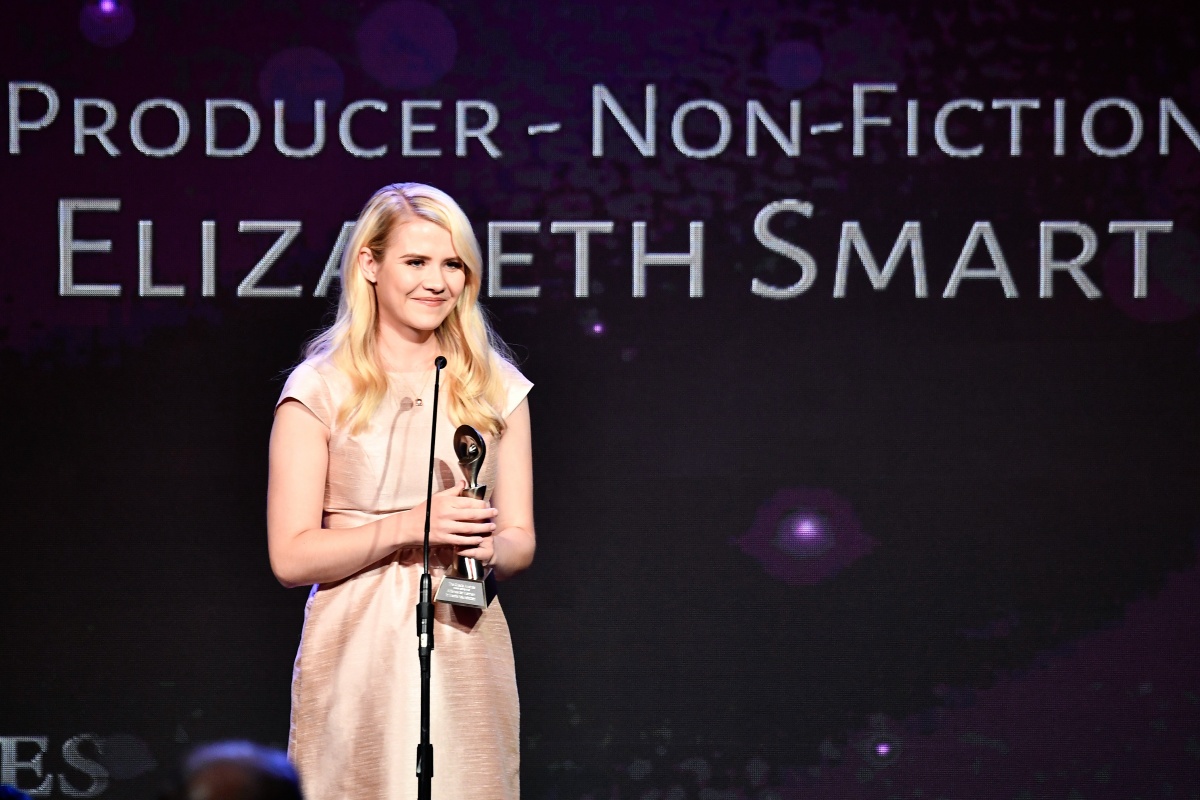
{"left": 434, "top": 424, "right": 497, "bottom": 609}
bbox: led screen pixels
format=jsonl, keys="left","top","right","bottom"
{"left": 2, "top": 2, "right": 1199, "bottom": 799}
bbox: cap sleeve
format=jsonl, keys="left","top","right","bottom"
{"left": 276, "top": 361, "right": 333, "bottom": 429}
{"left": 498, "top": 358, "right": 533, "bottom": 419}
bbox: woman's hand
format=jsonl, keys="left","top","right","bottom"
{"left": 401, "top": 482, "right": 497, "bottom": 549}
{"left": 457, "top": 525, "right": 496, "bottom": 568}
{"left": 470, "top": 397, "right": 536, "bottom": 580}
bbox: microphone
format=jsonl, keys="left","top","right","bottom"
{"left": 421, "top": 356, "right": 447, "bottom": 573}
{"left": 416, "top": 355, "right": 446, "bottom": 798}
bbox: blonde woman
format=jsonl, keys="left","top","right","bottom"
{"left": 267, "top": 183, "right": 534, "bottom": 800}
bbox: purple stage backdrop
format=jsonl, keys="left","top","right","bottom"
{"left": 2, "top": 2, "right": 1199, "bottom": 798}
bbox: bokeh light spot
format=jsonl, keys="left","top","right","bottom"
{"left": 733, "top": 488, "right": 877, "bottom": 586}
{"left": 357, "top": 1, "right": 458, "bottom": 90}
{"left": 773, "top": 511, "right": 834, "bottom": 558}
{"left": 79, "top": 0, "right": 135, "bottom": 47}
{"left": 766, "top": 41, "right": 823, "bottom": 91}
{"left": 258, "top": 47, "right": 345, "bottom": 125}
{"left": 862, "top": 732, "right": 902, "bottom": 766}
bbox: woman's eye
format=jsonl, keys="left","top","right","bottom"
{"left": 445, "top": 261, "right": 463, "bottom": 270}
{"left": 406, "top": 259, "right": 424, "bottom": 268}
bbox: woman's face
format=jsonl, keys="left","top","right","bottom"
{"left": 359, "top": 218, "right": 468, "bottom": 339}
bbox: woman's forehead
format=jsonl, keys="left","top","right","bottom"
{"left": 387, "top": 218, "right": 457, "bottom": 257}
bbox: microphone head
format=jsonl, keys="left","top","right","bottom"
{"left": 434, "top": 356, "right": 447, "bottom": 369}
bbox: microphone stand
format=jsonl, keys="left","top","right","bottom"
{"left": 416, "top": 355, "right": 447, "bottom": 800}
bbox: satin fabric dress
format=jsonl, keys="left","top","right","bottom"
{"left": 276, "top": 356, "right": 532, "bottom": 800}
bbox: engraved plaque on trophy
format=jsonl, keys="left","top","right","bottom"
{"left": 434, "top": 425, "right": 497, "bottom": 609}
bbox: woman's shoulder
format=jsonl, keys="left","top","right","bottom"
{"left": 494, "top": 353, "right": 527, "bottom": 381}
{"left": 290, "top": 354, "right": 350, "bottom": 387}
{"left": 281, "top": 357, "right": 319, "bottom": 391}
{"left": 280, "top": 357, "right": 350, "bottom": 419}
{"left": 493, "top": 353, "right": 532, "bottom": 389}
{"left": 492, "top": 353, "right": 532, "bottom": 417}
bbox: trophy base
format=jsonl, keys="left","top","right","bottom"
{"left": 435, "top": 570, "right": 496, "bottom": 610}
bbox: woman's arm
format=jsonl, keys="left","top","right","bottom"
{"left": 266, "top": 399, "right": 497, "bottom": 588}
{"left": 460, "top": 397, "right": 536, "bottom": 580}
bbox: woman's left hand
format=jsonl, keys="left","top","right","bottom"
{"left": 457, "top": 527, "right": 495, "bottom": 567}
{"left": 458, "top": 396, "right": 537, "bottom": 580}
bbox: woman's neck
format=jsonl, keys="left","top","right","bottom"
{"left": 375, "top": 322, "right": 441, "bottom": 373}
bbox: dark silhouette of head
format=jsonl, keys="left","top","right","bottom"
{"left": 179, "top": 741, "right": 301, "bottom": 800}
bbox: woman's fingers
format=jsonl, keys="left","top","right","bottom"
{"left": 433, "top": 514, "right": 496, "bottom": 531}
{"left": 454, "top": 522, "right": 496, "bottom": 534}
{"left": 430, "top": 523, "right": 494, "bottom": 543}
{"left": 448, "top": 506, "right": 498, "bottom": 521}
{"left": 436, "top": 533, "right": 484, "bottom": 547}
{"left": 424, "top": 492, "right": 498, "bottom": 546}
{"left": 446, "top": 500, "right": 494, "bottom": 513}
{"left": 457, "top": 548, "right": 486, "bottom": 563}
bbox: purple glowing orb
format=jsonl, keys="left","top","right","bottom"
{"left": 863, "top": 733, "right": 902, "bottom": 766}
{"left": 80, "top": 0, "right": 135, "bottom": 46}
{"left": 774, "top": 511, "right": 834, "bottom": 558}
{"left": 733, "top": 488, "right": 877, "bottom": 586}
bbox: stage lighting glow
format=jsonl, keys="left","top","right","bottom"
{"left": 773, "top": 511, "right": 834, "bottom": 558}
{"left": 578, "top": 309, "right": 606, "bottom": 336}
{"left": 80, "top": 0, "right": 134, "bottom": 46}
{"left": 733, "top": 488, "right": 876, "bottom": 586}
{"left": 861, "top": 731, "right": 902, "bottom": 766}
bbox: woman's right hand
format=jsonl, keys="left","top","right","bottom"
{"left": 401, "top": 482, "right": 498, "bottom": 549}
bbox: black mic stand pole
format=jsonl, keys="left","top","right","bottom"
{"left": 416, "top": 355, "right": 447, "bottom": 800}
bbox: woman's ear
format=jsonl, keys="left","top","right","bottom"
{"left": 358, "top": 248, "right": 378, "bottom": 284}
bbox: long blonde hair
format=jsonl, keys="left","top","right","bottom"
{"left": 303, "top": 183, "right": 514, "bottom": 436}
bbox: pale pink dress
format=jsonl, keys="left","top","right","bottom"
{"left": 276, "top": 356, "right": 532, "bottom": 800}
